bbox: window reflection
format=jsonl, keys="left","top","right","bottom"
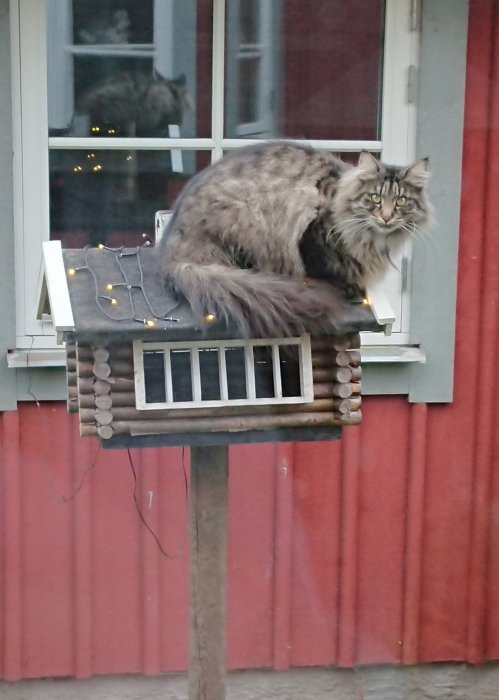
{"left": 225, "top": 0, "right": 385, "bottom": 140}
{"left": 49, "top": 150, "right": 210, "bottom": 247}
{"left": 47, "top": 0, "right": 212, "bottom": 138}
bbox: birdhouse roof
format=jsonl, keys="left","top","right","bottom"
{"left": 39, "top": 240, "right": 388, "bottom": 344}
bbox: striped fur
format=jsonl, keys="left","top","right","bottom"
{"left": 159, "top": 143, "right": 432, "bottom": 337}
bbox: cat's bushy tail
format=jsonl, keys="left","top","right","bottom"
{"left": 163, "top": 262, "right": 372, "bottom": 337}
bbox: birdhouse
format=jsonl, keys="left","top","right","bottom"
{"left": 38, "top": 230, "right": 395, "bottom": 700}
{"left": 39, "top": 236, "right": 393, "bottom": 448}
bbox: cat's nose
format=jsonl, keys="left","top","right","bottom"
{"left": 381, "top": 211, "right": 392, "bottom": 223}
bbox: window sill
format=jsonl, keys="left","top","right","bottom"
{"left": 7, "top": 348, "right": 67, "bottom": 368}
{"left": 7, "top": 345, "right": 426, "bottom": 369}
{"left": 360, "top": 345, "right": 426, "bottom": 364}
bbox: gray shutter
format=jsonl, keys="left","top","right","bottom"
{"left": 409, "top": 0, "right": 469, "bottom": 402}
{"left": 0, "top": 0, "right": 17, "bottom": 411}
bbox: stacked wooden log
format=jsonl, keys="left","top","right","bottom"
{"left": 66, "top": 334, "right": 363, "bottom": 440}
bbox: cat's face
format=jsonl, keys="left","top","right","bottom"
{"left": 334, "top": 151, "right": 433, "bottom": 240}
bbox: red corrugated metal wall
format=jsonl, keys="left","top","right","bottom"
{"left": 1, "top": 0, "right": 499, "bottom": 681}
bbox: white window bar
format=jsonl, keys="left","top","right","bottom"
{"left": 218, "top": 346, "right": 229, "bottom": 400}
{"left": 190, "top": 348, "right": 202, "bottom": 402}
{"left": 244, "top": 345, "right": 256, "bottom": 400}
{"left": 164, "top": 349, "right": 173, "bottom": 403}
{"left": 211, "top": 0, "right": 226, "bottom": 161}
{"left": 298, "top": 335, "right": 313, "bottom": 401}
{"left": 272, "top": 343, "right": 283, "bottom": 399}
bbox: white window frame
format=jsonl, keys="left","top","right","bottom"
{"left": 225, "top": 0, "right": 276, "bottom": 138}
{"left": 10, "top": 0, "right": 420, "bottom": 357}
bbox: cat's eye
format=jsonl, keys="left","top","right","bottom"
{"left": 370, "top": 193, "right": 382, "bottom": 204}
{"left": 396, "top": 195, "right": 407, "bottom": 206}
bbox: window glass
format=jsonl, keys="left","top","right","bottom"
{"left": 49, "top": 149, "right": 210, "bottom": 247}
{"left": 47, "top": 0, "right": 212, "bottom": 139}
{"left": 225, "top": 0, "right": 385, "bottom": 139}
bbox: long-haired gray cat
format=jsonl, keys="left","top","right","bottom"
{"left": 159, "top": 142, "right": 432, "bottom": 337}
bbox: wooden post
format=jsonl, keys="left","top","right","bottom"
{"left": 189, "top": 445, "right": 229, "bottom": 700}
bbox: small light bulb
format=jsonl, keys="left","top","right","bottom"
{"left": 106, "top": 284, "right": 113, "bottom": 291}
{"left": 108, "top": 128, "right": 116, "bottom": 135}
{"left": 91, "top": 126, "right": 101, "bottom": 133}
{"left": 110, "top": 298, "right": 117, "bottom": 306}
{"left": 86, "top": 153, "right": 95, "bottom": 159}
{"left": 362, "top": 297, "right": 371, "bottom": 306}
{"left": 146, "top": 319, "right": 155, "bottom": 327}
{"left": 205, "top": 313, "right": 216, "bottom": 323}
{"left": 126, "top": 155, "right": 133, "bottom": 161}
{"left": 98, "top": 243, "right": 105, "bottom": 250}
{"left": 68, "top": 268, "right": 76, "bottom": 276}
{"left": 93, "top": 164, "right": 103, "bottom": 172}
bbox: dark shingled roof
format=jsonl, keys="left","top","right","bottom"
{"left": 62, "top": 245, "right": 382, "bottom": 342}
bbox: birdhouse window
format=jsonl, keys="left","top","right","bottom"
{"left": 133, "top": 336, "right": 314, "bottom": 410}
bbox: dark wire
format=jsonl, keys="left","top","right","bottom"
{"left": 25, "top": 335, "right": 41, "bottom": 406}
{"left": 78, "top": 244, "right": 180, "bottom": 323}
{"left": 127, "top": 446, "right": 189, "bottom": 560}
{"left": 82, "top": 245, "right": 132, "bottom": 321}
{"left": 136, "top": 246, "right": 181, "bottom": 320}
{"left": 62, "top": 443, "right": 101, "bottom": 503}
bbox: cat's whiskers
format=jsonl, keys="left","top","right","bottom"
{"left": 398, "top": 222, "right": 438, "bottom": 252}
{"left": 328, "top": 217, "right": 366, "bottom": 236}
{"left": 330, "top": 218, "right": 373, "bottom": 243}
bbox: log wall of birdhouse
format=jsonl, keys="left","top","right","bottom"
{"left": 66, "top": 333, "right": 363, "bottom": 443}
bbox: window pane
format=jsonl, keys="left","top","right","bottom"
{"left": 199, "top": 349, "right": 222, "bottom": 401}
{"left": 49, "top": 149, "right": 210, "bottom": 248}
{"left": 239, "top": 0, "right": 260, "bottom": 43}
{"left": 144, "top": 351, "right": 167, "bottom": 404}
{"left": 225, "top": 347, "right": 247, "bottom": 400}
{"left": 254, "top": 346, "right": 275, "bottom": 399}
{"left": 170, "top": 350, "right": 193, "bottom": 402}
{"left": 47, "top": 0, "right": 212, "bottom": 138}
{"left": 239, "top": 58, "right": 260, "bottom": 123}
{"left": 225, "top": 0, "right": 384, "bottom": 140}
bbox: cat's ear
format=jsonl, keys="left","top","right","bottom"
{"left": 400, "top": 158, "right": 430, "bottom": 188}
{"left": 357, "top": 150, "right": 381, "bottom": 180}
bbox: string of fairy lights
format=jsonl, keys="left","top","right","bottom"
{"left": 67, "top": 242, "right": 182, "bottom": 328}
{"left": 72, "top": 149, "right": 134, "bottom": 174}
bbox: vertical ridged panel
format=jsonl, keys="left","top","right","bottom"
{"left": 356, "top": 399, "right": 410, "bottom": 665}
{"left": 272, "top": 443, "right": 294, "bottom": 670}
{"left": 1, "top": 410, "right": 22, "bottom": 681}
{"left": 227, "top": 444, "right": 275, "bottom": 669}
{"left": 402, "top": 403, "right": 427, "bottom": 664}
{"left": 72, "top": 433, "right": 96, "bottom": 679}
{"left": 157, "top": 447, "right": 189, "bottom": 672}
{"left": 90, "top": 443, "right": 142, "bottom": 675}
{"left": 21, "top": 403, "right": 74, "bottom": 678}
{"left": 136, "top": 449, "right": 161, "bottom": 676}
{"left": 290, "top": 441, "right": 342, "bottom": 666}
{"left": 466, "top": 0, "right": 499, "bottom": 665}
{"left": 337, "top": 427, "right": 361, "bottom": 667}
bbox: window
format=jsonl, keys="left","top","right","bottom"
{"left": 11, "top": 0, "right": 418, "bottom": 350}
{"left": 8, "top": 0, "right": 467, "bottom": 402}
{"left": 134, "top": 337, "right": 313, "bottom": 409}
